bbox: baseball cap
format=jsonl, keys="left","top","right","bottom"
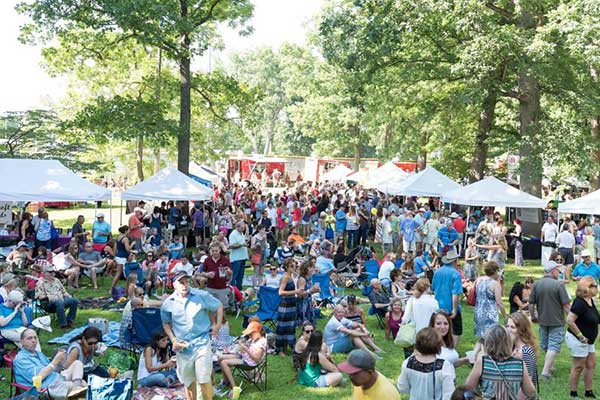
{"left": 172, "top": 270, "right": 190, "bottom": 283}
{"left": 582, "top": 249, "right": 592, "bottom": 258}
{"left": 543, "top": 260, "right": 561, "bottom": 273}
{"left": 337, "top": 349, "right": 376, "bottom": 374}
{"left": 17, "top": 241, "right": 28, "bottom": 249}
{"left": 97, "top": 212, "right": 105, "bottom": 218}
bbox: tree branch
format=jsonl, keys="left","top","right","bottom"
{"left": 191, "top": 86, "right": 236, "bottom": 123}
{"left": 195, "top": 0, "right": 224, "bottom": 25}
{"left": 485, "top": 2, "right": 514, "bottom": 19}
{"left": 500, "top": 90, "right": 520, "bottom": 99}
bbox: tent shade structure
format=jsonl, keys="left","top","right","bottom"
{"left": 346, "top": 170, "right": 368, "bottom": 185}
{"left": 558, "top": 189, "right": 600, "bottom": 215}
{"left": 121, "top": 167, "right": 213, "bottom": 201}
{"left": 320, "top": 164, "right": 354, "bottom": 182}
{"left": 365, "top": 162, "right": 409, "bottom": 189}
{"left": 442, "top": 176, "right": 546, "bottom": 208}
{"left": 0, "top": 159, "right": 110, "bottom": 201}
{"left": 189, "top": 162, "right": 220, "bottom": 187}
{"left": 379, "top": 167, "right": 460, "bottom": 197}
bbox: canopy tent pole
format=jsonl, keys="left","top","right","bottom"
{"left": 119, "top": 200, "right": 123, "bottom": 226}
{"left": 109, "top": 191, "right": 113, "bottom": 228}
{"left": 464, "top": 206, "right": 471, "bottom": 253}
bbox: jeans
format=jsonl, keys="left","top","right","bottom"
{"left": 36, "top": 239, "right": 52, "bottom": 250}
{"left": 46, "top": 297, "right": 78, "bottom": 327}
{"left": 358, "top": 224, "right": 368, "bottom": 246}
{"left": 138, "top": 370, "right": 178, "bottom": 387}
{"left": 230, "top": 259, "right": 246, "bottom": 290}
{"left": 346, "top": 230, "right": 358, "bottom": 249}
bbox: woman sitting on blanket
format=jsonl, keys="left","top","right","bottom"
{"left": 137, "top": 331, "right": 178, "bottom": 387}
{"left": 215, "top": 320, "right": 267, "bottom": 398}
{"left": 64, "top": 326, "right": 110, "bottom": 380}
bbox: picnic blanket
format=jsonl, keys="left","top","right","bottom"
{"left": 48, "top": 321, "right": 125, "bottom": 348}
{"left": 133, "top": 386, "right": 186, "bottom": 400}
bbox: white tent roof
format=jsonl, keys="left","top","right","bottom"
{"left": 366, "top": 162, "right": 409, "bottom": 189}
{"left": 0, "top": 159, "right": 110, "bottom": 201}
{"left": 558, "top": 189, "right": 600, "bottom": 215}
{"left": 320, "top": 164, "right": 354, "bottom": 182}
{"left": 189, "top": 162, "right": 220, "bottom": 184}
{"left": 442, "top": 176, "right": 546, "bottom": 208}
{"left": 346, "top": 170, "right": 368, "bottom": 185}
{"left": 121, "top": 167, "right": 213, "bottom": 201}
{"left": 379, "top": 167, "right": 460, "bottom": 197}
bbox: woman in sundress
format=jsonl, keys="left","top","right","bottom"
{"left": 276, "top": 258, "right": 299, "bottom": 356}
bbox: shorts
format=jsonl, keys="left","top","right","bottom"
{"left": 115, "top": 257, "right": 127, "bottom": 265}
{"left": 558, "top": 248, "right": 575, "bottom": 265}
{"left": 83, "top": 266, "right": 106, "bottom": 277}
{"left": 565, "top": 331, "right": 595, "bottom": 357}
{"left": 403, "top": 240, "right": 416, "bottom": 252}
{"left": 315, "top": 374, "right": 329, "bottom": 388}
{"left": 330, "top": 336, "right": 354, "bottom": 353}
{"left": 539, "top": 325, "right": 564, "bottom": 353}
{"left": 176, "top": 343, "right": 213, "bottom": 386}
{"left": 452, "top": 311, "right": 463, "bottom": 336}
{"left": 414, "top": 232, "right": 422, "bottom": 243}
{"left": 206, "top": 287, "right": 231, "bottom": 308}
{"left": 92, "top": 243, "right": 105, "bottom": 252}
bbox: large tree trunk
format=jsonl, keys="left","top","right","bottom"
{"left": 177, "top": 1, "right": 191, "bottom": 175}
{"left": 353, "top": 143, "right": 361, "bottom": 171}
{"left": 591, "top": 116, "right": 600, "bottom": 191}
{"left": 136, "top": 134, "right": 144, "bottom": 181}
{"left": 469, "top": 87, "right": 498, "bottom": 182}
{"left": 154, "top": 48, "right": 162, "bottom": 174}
{"left": 518, "top": 73, "right": 542, "bottom": 196}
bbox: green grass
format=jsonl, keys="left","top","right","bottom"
{"left": 0, "top": 259, "right": 591, "bottom": 399}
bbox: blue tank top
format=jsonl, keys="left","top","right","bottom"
{"left": 116, "top": 236, "right": 129, "bottom": 258}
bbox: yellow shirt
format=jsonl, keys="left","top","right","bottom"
{"left": 352, "top": 372, "right": 401, "bottom": 400}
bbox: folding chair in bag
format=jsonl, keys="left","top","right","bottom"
{"left": 233, "top": 352, "right": 268, "bottom": 392}
{"left": 312, "top": 273, "right": 342, "bottom": 308}
{"left": 126, "top": 307, "right": 164, "bottom": 360}
{"left": 244, "top": 286, "right": 280, "bottom": 331}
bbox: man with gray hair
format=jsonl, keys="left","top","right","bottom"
{"left": 529, "top": 260, "right": 571, "bottom": 380}
{"left": 324, "top": 304, "right": 383, "bottom": 355}
{"left": 316, "top": 240, "right": 335, "bottom": 274}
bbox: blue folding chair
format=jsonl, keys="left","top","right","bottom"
{"left": 363, "top": 260, "right": 380, "bottom": 282}
{"left": 312, "top": 273, "right": 342, "bottom": 307}
{"left": 245, "top": 286, "right": 280, "bottom": 331}
{"left": 362, "top": 285, "right": 388, "bottom": 329}
{"left": 125, "top": 307, "right": 164, "bottom": 358}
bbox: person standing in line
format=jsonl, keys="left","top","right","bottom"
{"left": 557, "top": 223, "right": 576, "bottom": 282}
{"left": 565, "top": 276, "right": 599, "bottom": 398}
{"left": 541, "top": 216, "right": 559, "bottom": 265}
{"left": 228, "top": 221, "right": 248, "bottom": 291}
{"left": 431, "top": 250, "right": 464, "bottom": 347}
{"left": 528, "top": 260, "right": 571, "bottom": 381}
{"left": 161, "top": 271, "right": 223, "bottom": 400}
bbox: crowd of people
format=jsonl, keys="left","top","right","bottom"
{"left": 1, "top": 180, "right": 600, "bottom": 400}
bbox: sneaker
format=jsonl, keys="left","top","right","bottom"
{"left": 541, "top": 374, "right": 552, "bottom": 381}
{"left": 214, "top": 383, "right": 228, "bottom": 397}
{"left": 571, "top": 391, "right": 579, "bottom": 398}
{"left": 585, "top": 391, "right": 597, "bottom": 398}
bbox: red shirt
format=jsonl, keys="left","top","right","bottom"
{"left": 203, "top": 255, "right": 231, "bottom": 289}
{"left": 128, "top": 215, "right": 142, "bottom": 239}
{"left": 453, "top": 218, "right": 466, "bottom": 234}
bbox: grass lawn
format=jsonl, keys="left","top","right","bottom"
{"left": 0, "top": 258, "right": 592, "bottom": 399}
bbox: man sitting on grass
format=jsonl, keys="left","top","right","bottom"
{"left": 324, "top": 305, "right": 383, "bottom": 355}
{"left": 78, "top": 242, "right": 107, "bottom": 289}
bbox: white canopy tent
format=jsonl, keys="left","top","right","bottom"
{"left": 441, "top": 176, "right": 546, "bottom": 208}
{"left": 365, "top": 162, "right": 409, "bottom": 189}
{"left": 558, "top": 189, "right": 600, "bottom": 215}
{"left": 346, "top": 170, "right": 368, "bottom": 185}
{"left": 0, "top": 159, "right": 110, "bottom": 201}
{"left": 189, "top": 162, "right": 220, "bottom": 186}
{"left": 320, "top": 164, "right": 354, "bottom": 182}
{"left": 378, "top": 166, "right": 460, "bottom": 197}
{"left": 121, "top": 167, "right": 213, "bottom": 201}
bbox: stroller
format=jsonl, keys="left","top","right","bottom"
{"left": 332, "top": 246, "right": 373, "bottom": 289}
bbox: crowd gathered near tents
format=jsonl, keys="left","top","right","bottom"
{"left": 2, "top": 158, "right": 600, "bottom": 400}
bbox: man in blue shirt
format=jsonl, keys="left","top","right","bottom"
{"left": 437, "top": 218, "right": 459, "bottom": 253}
{"left": 229, "top": 221, "right": 249, "bottom": 290}
{"left": 335, "top": 206, "right": 347, "bottom": 241}
{"left": 431, "top": 249, "right": 463, "bottom": 346}
{"left": 413, "top": 251, "right": 427, "bottom": 278}
{"left": 316, "top": 240, "right": 335, "bottom": 274}
{"left": 572, "top": 249, "right": 600, "bottom": 282}
{"left": 92, "top": 213, "right": 111, "bottom": 251}
{"left": 15, "top": 328, "right": 85, "bottom": 392}
{"left": 162, "top": 271, "right": 223, "bottom": 400}
{"left": 400, "top": 211, "right": 419, "bottom": 255}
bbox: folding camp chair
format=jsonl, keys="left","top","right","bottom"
{"left": 362, "top": 285, "right": 387, "bottom": 329}
{"left": 312, "top": 273, "right": 342, "bottom": 307}
{"left": 363, "top": 260, "right": 380, "bottom": 283}
{"left": 3, "top": 349, "right": 47, "bottom": 398}
{"left": 233, "top": 353, "right": 268, "bottom": 392}
{"left": 244, "top": 286, "right": 280, "bottom": 331}
{"left": 125, "top": 307, "right": 164, "bottom": 360}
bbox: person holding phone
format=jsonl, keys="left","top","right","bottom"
{"left": 0, "top": 290, "right": 36, "bottom": 350}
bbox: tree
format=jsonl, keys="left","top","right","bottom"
{"left": 18, "top": 0, "right": 254, "bottom": 175}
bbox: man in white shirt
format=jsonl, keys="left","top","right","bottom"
{"left": 556, "top": 223, "right": 576, "bottom": 281}
{"left": 541, "top": 216, "right": 559, "bottom": 264}
{"left": 378, "top": 254, "right": 396, "bottom": 291}
{"left": 173, "top": 254, "right": 194, "bottom": 277}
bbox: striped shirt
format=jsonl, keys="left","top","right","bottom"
{"left": 480, "top": 356, "right": 524, "bottom": 400}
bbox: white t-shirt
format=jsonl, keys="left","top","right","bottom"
{"left": 174, "top": 261, "right": 194, "bottom": 276}
{"left": 378, "top": 261, "right": 395, "bottom": 281}
{"left": 438, "top": 346, "right": 459, "bottom": 366}
{"left": 263, "top": 274, "right": 282, "bottom": 289}
{"left": 402, "top": 294, "right": 440, "bottom": 333}
{"left": 541, "top": 222, "right": 558, "bottom": 243}
{"left": 556, "top": 231, "right": 575, "bottom": 249}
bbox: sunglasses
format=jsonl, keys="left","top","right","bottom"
{"left": 590, "top": 284, "right": 598, "bottom": 288}
{"left": 304, "top": 329, "right": 314, "bottom": 334}
{"left": 87, "top": 340, "right": 99, "bottom": 345}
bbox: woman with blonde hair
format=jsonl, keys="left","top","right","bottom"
{"left": 507, "top": 312, "right": 538, "bottom": 396}
{"left": 476, "top": 235, "right": 508, "bottom": 294}
{"left": 565, "top": 276, "right": 599, "bottom": 398}
{"left": 401, "top": 278, "right": 439, "bottom": 333}
{"left": 465, "top": 324, "right": 535, "bottom": 400}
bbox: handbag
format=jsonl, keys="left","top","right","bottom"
{"left": 394, "top": 322, "right": 416, "bottom": 347}
{"left": 466, "top": 278, "right": 479, "bottom": 306}
{"left": 87, "top": 375, "right": 133, "bottom": 400}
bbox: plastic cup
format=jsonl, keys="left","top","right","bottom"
{"left": 232, "top": 386, "right": 242, "bottom": 400}
{"left": 466, "top": 350, "right": 475, "bottom": 364}
{"left": 32, "top": 375, "right": 42, "bottom": 390}
{"left": 219, "top": 267, "right": 227, "bottom": 278}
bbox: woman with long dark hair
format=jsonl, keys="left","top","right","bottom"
{"left": 298, "top": 331, "right": 342, "bottom": 388}
{"left": 137, "top": 331, "right": 178, "bottom": 387}
{"left": 276, "top": 258, "right": 299, "bottom": 356}
{"left": 110, "top": 225, "right": 131, "bottom": 293}
{"left": 65, "top": 326, "right": 109, "bottom": 380}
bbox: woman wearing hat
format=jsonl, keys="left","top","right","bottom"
{"left": 6, "top": 241, "right": 33, "bottom": 272}
{"left": 215, "top": 320, "right": 267, "bottom": 397}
